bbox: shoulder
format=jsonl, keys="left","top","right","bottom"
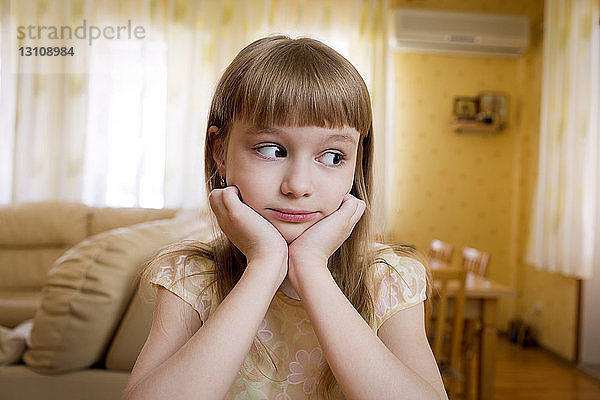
{"left": 369, "top": 243, "right": 428, "bottom": 330}
{"left": 149, "top": 253, "right": 214, "bottom": 282}
{"left": 371, "top": 244, "right": 428, "bottom": 290}
{"left": 147, "top": 253, "right": 216, "bottom": 321}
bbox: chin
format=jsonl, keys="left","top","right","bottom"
{"left": 281, "top": 228, "right": 303, "bottom": 244}
{"left": 272, "top": 224, "right": 307, "bottom": 244}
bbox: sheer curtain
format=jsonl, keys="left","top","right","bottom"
{"left": 0, "top": 0, "right": 16, "bottom": 203}
{"left": 526, "top": 0, "right": 600, "bottom": 279}
{"left": 1, "top": 0, "right": 391, "bottom": 233}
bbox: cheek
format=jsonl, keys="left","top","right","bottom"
{"left": 225, "top": 151, "right": 262, "bottom": 192}
{"left": 236, "top": 184, "right": 265, "bottom": 208}
{"left": 320, "top": 175, "right": 355, "bottom": 214}
{"left": 227, "top": 171, "right": 272, "bottom": 211}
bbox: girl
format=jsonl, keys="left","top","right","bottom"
{"left": 123, "top": 35, "right": 447, "bottom": 400}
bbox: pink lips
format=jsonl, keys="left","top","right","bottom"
{"left": 269, "top": 208, "right": 318, "bottom": 222}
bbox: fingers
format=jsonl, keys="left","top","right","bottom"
{"left": 208, "top": 188, "right": 226, "bottom": 219}
{"left": 209, "top": 186, "right": 238, "bottom": 210}
{"left": 209, "top": 186, "right": 241, "bottom": 227}
{"left": 351, "top": 197, "right": 366, "bottom": 224}
{"left": 289, "top": 194, "right": 366, "bottom": 261}
{"left": 221, "top": 186, "right": 241, "bottom": 215}
{"left": 339, "top": 194, "right": 366, "bottom": 227}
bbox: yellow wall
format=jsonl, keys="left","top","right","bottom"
{"left": 390, "top": 0, "right": 579, "bottom": 361}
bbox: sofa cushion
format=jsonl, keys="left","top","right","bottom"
{"left": 89, "top": 207, "right": 177, "bottom": 236}
{"left": 23, "top": 215, "right": 201, "bottom": 373}
{"left": 0, "top": 202, "right": 89, "bottom": 247}
{"left": 0, "top": 202, "right": 89, "bottom": 289}
{"left": 104, "top": 278, "right": 155, "bottom": 371}
{"left": 0, "top": 248, "right": 71, "bottom": 289}
{"left": 0, "top": 289, "right": 42, "bottom": 328}
{"left": 0, "top": 364, "right": 130, "bottom": 400}
{"left": 105, "top": 209, "right": 214, "bottom": 371}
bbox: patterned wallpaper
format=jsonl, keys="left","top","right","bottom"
{"left": 390, "top": 0, "right": 579, "bottom": 361}
{"left": 390, "top": 47, "right": 521, "bottom": 340}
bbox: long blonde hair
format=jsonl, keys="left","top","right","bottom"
{"left": 146, "top": 35, "right": 421, "bottom": 399}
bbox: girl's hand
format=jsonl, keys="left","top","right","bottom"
{"left": 208, "top": 186, "right": 288, "bottom": 269}
{"left": 287, "top": 194, "right": 366, "bottom": 286}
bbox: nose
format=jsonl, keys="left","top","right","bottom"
{"left": 280, "top": 159, "right": 313, "bottom": 198}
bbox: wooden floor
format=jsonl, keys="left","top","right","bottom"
{"left": 493, "top": 337, "right": 600, "bottom": 400}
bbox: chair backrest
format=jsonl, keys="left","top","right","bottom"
{"left": 429, "top": 239, "right": 454, "bottom": 264}
{"left": 427, "top": 267, "right": 467, "bottom": 375}
{"left": 462, "top": 246, "right": 489, "bottom": 277}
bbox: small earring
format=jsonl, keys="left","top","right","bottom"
{"left": 220, "top": 176, "right": 227, "bottom": 187}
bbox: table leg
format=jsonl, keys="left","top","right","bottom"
{"left": 463, "top": 319, "right": 477, "bottom": 400}
{"left": 479, "top": 299, "right": 498, "bottom": 400}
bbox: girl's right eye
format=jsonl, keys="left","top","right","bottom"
{"left": 255, "top": 145, "right": 287, "bottom": 159}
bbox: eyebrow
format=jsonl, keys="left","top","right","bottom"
{"left": 243, "top": 126, "right": 358, "bottom": 145}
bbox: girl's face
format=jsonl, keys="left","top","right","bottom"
{"left": 214, "top": 120, "right": 360, "bottom": 243}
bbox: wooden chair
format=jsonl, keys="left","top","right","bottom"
{"left": 461, "top": 246, "right": 489, "bottom": 277}
{"left": 427, "top": 267, "right": 467, "bottom": 399}
{"left": 461, "top": 247, "right": 490, "bottom": 399}
{"left": 429, "top": 239, "right": 454, "bottom": 264}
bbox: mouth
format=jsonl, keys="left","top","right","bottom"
{"left": 268, "top": 208, "right": 318, "bottom": 223}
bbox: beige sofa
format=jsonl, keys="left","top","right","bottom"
{"left": 0, "top": 201, "right": 213, "bottom": 400}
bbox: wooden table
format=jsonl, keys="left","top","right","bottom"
{"left": 431, "top": 263, "right": 515, "bottom": 400}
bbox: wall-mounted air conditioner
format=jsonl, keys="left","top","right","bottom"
{"left": 393, "top": 8, "right": 530, "bottom": 57}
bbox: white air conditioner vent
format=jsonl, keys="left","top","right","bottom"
{"left": 394, "top": 9, "right": 530, "bottom": 57}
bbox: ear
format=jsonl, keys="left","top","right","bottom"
{"left": 208, "top": 125, "right": 226, "bottom": 178}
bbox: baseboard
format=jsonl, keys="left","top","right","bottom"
{"left": 577, "top": 363, "right": 600, "bottom": 383}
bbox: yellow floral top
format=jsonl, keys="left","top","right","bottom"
{"left": 148, "top": 245, "right": 427, "bottom": 400}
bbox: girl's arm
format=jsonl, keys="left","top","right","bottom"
{"left": 124, "top": 186, "right": 289, "bottom": 400}
{"left": 123, "top": 256, "right": 285, "bottom": 400}
{"left": 287, "top": 195, "right": 446, "bottom": 399}
{"left": 294, "top": 265, "right": 447, "bottom": 400}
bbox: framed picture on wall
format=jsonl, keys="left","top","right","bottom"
{"left": 478, "top": 92, "right": 507, "bottom": 124}
{"left": 453, "top": 96, "right": 478, "bottom": 120}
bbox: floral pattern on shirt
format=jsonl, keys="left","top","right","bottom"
{"left": 151, "top": 255, "right": 214, "bottom": 321}
{"left": 148, "top": 245, "right": 427, "bottom": 399}
{"left": 375, "top": 272, "right": 401, "bottom": 318}
{"left": 371, "top": 250, "right": 427, "bottom": 329}
{"left": 275, "top": 393, "right": 292, "bottom": 400}
{"left": 287, "top": 347, "right": 325, "bottom": 395}
{"left": 257, "top": 319, "right": 273, "bottom": 342}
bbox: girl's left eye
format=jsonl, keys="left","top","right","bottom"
{"left": 319, "top": 151, "right": 346, "bottom": 167}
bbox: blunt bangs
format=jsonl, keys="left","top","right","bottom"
{"left": 219, "top": 36, "right": 372, "bottom": 137}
